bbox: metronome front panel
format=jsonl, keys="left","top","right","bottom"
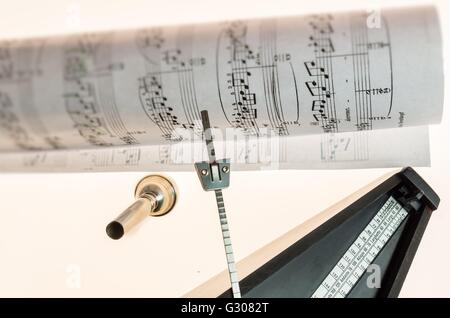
{"left": 221, "top": 168, "right": 438, "bottom": 298}
{"left": 188, "top": 168, "right": 439, "bottom": 298}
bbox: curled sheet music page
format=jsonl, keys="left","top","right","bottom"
{"left": 0, "top": 5, "right": 443, "bottom": 171}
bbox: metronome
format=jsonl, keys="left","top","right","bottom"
{"left": 188, "top": 167, "right": 440, "bottom": 298}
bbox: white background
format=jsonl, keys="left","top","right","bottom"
{"left": 0, "top": 0, "right": 448, "bottom": 297}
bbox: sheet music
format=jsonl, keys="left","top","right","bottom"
{"left": 0, "top": 5, "right": 443, "bottom": 171}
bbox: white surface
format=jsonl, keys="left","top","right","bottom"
{"left": 0, "top": 0, "right": 448, "bottom": 297}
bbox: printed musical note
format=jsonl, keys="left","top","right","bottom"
{"left": 309, "top": 37, "right": 335, "bottom": 53}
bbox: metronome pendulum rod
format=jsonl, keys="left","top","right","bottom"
{"left": 195, "top": 110, "right": 241, "bottom": 298}
{"left": 213, "top": 188, "right": 241, "bottom": 298}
